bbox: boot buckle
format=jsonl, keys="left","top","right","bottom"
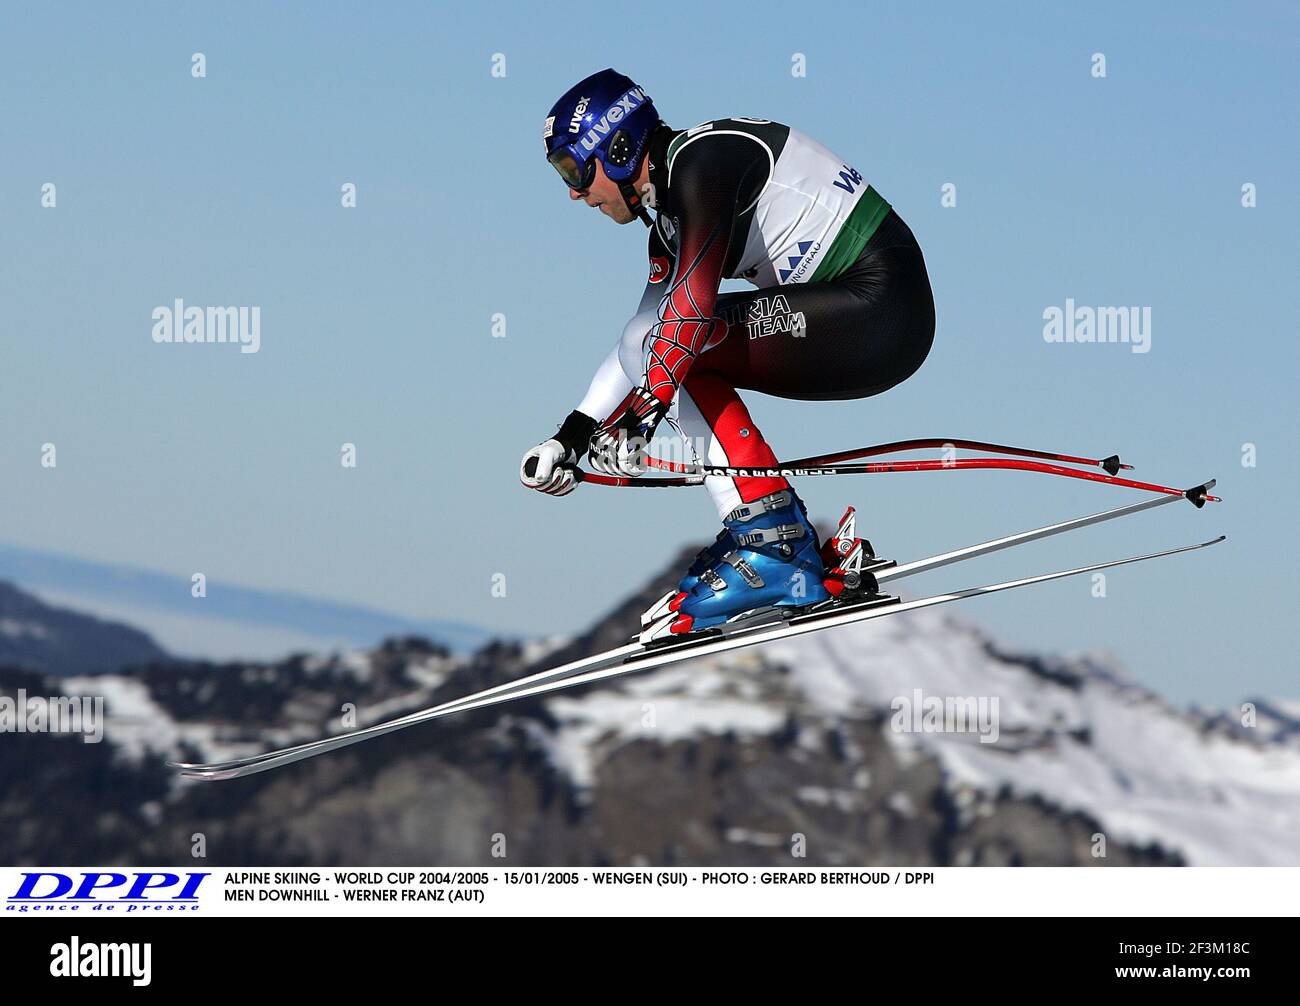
{"left": 701, "top": 567, "right": 727, "bottom": 591}
{"left": 736, "top": 522, "right": 805, "bottom": 548}
{"left": 723, "top": 553, "right": 765, "bottom": 588}
{"left": 723, "top": 490, "right": 793, "bottom": 524}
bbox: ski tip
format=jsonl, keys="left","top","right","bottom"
{"left": 167, "top": 758, "right": 250, "bottom": 781}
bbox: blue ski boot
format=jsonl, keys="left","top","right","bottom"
{"left": 642, "top": 489, "right": 831, "bottom": 641}
{"left": 641, "top": 528, "right": 737, "bottom": 627}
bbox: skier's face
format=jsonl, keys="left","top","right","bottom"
{"left": 569, "top": 158, "right": 635, "bottom": 224}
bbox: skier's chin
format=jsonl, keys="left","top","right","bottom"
{"left": 599, "top": 202, "right": 634, "bottom": 224}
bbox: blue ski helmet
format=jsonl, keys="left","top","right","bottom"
{"left": 543, "top": 69, "right": 659, "bottom": 191}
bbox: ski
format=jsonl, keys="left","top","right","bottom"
{"left": 170, "top": 534, "right": 1224, "bottom": 781}
{"left": 639, "top": 482, "right": 1213, "bottom": 627}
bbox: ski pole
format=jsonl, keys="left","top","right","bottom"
{"left": 641, "top": 437, "right": 1132, "bottom": 476}
{"left": 574, "top": 459, "right": 1220, "bottom": 504}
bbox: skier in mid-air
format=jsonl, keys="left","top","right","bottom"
{"left": 521, "top": 68, "right": 936, "bottom": 639}
{"left": 173, "top": 74, "right": 1226, "bottom": 782}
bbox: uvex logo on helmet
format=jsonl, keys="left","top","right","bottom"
{"left": 577, "top": 87, "right": 648, "bottom": 152}
{"left": 568, "top": 96, "right": 591, "bottom": 134}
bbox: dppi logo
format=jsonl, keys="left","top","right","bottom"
{"left": 8, "top": 871, "right": 210, "bottom": 913}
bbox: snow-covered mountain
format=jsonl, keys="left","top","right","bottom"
{"left": 1, "top": 564, "right": 1296, "bottom": 866}
{"left": 535, "top": 607, "right": 1300, "bottom": 866}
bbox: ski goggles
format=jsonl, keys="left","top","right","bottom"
{"left": 547, "top": 129, "right": 637, "bottom": 190}
{"left": 547, "top": 146, "right": 596, "bottom": 191}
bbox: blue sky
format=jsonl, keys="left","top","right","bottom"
{"left": 1, "top": 1, "right": 1295, "bottom": 703}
